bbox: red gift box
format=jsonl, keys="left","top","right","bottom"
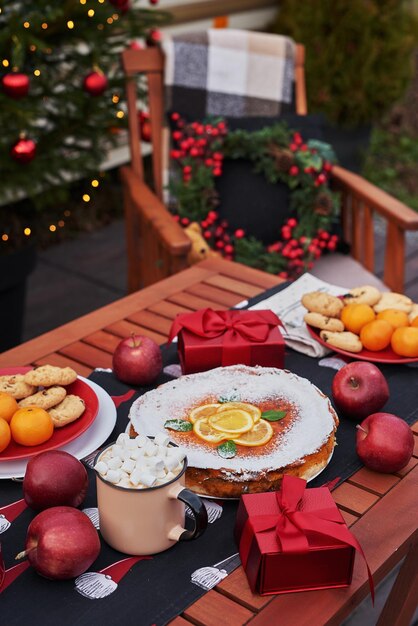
{"left": 168, "top": 308, "right": 284, "bottom": 374}
{"left": 235, "top": 476, "right": 373, "bottom": 597}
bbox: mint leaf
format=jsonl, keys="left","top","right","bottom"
{"left": 164, "top": 419, "right": 193, "bottom": 432}
{"left": 261, "top": 410, "right": 287, "bottom": 422}
{"left": 218, "top": 392, "right": 240, "bottom": 403}
{"left": 217, "top": 440, "right": 237, "bottom": 458}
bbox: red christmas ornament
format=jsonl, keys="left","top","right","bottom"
{"left": 83, "top": 71, "right": 108, "bottom": 96}
{"left": 11, "top": 138, "right": 36, "bottom": 164}
{"left": 146, "top": 29, "right": 161, "bottom": 46}
{"left": 138, "top": 111, "right": 152, "bottom": 142}
{"left": 129, "top": 41, "right": 143, "bottom": 51}
{"left": 149, "top": 0, "right": 159, "bottom": 4}
{"left": 109, "top": 0, "right": 129, "bottom": 8}
{"left": 2, "top": 73, "right": 30, "bottom": 99}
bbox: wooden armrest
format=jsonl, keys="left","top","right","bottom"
{"left": 332, "top": 165, "right": 418, "bottom": 230}
{"left": 120, "top": 165, "right": 191, "bottom": 256}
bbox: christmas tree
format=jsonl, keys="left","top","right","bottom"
{"left": 0, "top": 0, "right": 168, "bottom": 249}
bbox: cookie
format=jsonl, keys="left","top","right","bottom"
{"left": 319, "top": 330, "right": 363, "bottom": 353}
{"left": 301, "top": 292, "right": 344, "bottom": 318}
{"left": 18, "top": 386, "right": 67, "bottom": 410}
{"left": 343, "top": 285, "right": 381, "bottom": 306}
{"left": 0, "top": 375, "right": 36, "bottom": 399}
{"left": 49, "top": 395, "right": 86, "bottom": 428}
{"left": 373, "top": 292, "right": 413, "bottom": 314}
{"left": 24, "top": 365, "right": 78, "bottom": 387}
{"left": 304, "top": 312, "right": 345, "bottom": 332}
{"left": 408, "top": 303, "right": 418, "bottom": 323}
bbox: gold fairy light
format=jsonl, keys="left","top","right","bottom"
{"left": 1, "top": 234, "right": 8, "bottom": 242}
{"left": 2, "top": 59, "right": 9, "bottom": 67}
{"left": 106, "top": 17, "right": 113, "bottom": 25}
{"left": 83, "top": 194, "right": 91, "bottom": 202}
{"left": 80, "top": 0, "right": 87, "bottom": 4}
{"left": 41, "top": 22, "right": 48, "bottom": 29}
{"left": 24, "top": 228, "right": 31, "bottom": 236}
{"left": 91, "top": 179, "right": 99, "bottom": 187}
{"left": 49, "top": 225, "right": 57, "bottom": 232}
{"left": 116, "top": 110, "right": 124, "bottom": 119}
{"left": 88, "top": 9, "right": 95, "bottom": 16}
{"left": 67, "top": 20, "right": 74, "bottom": 29}
{"left": 34, "top": 69, "right": 41, "bottom": 76}
{"left": 112, "top": 94, "right": 119, "bottom": 104}
{"left": 29, "top": 45, "right": 36, "bottom": 52}
{"left": 23, "top": 21, "right": 30, "bottom": 28}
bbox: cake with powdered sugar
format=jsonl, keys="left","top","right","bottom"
{"left": 128, "top": 365, "right": 338, "bottom": 498}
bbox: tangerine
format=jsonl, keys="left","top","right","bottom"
{"left": 391, "top": 327, "right": 418, "bottom": 357}
{"left": 10, "top": 406, "right": 54, "bottom": 447}
{"left": 341, "top": 303, "right": 375, "bottom": 334}
{"left": 0, "top": 418, "right": 11, "bottom": 453}
{"left": 0, "top": 392, "right": 18, "bottom": 423}
{"left": 376, "top": 309, "right": 409, "bottom": 329}
{"left": 360, "top": 319, "right": 393, "bottom": 351}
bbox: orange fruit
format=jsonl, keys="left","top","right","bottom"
{"left": 0, "top": 418, "right": 11, "bottom": 453}
{"left": 391, "top": 327, "right": 418, "bottom": 357}
{"left": 411, "top": 316, "right": 418, "bottom": 328}
{"left": 341, "top": 303, "right": 375, "bottom": 334}
{"left": 360, "top": 319, "right": 393, "bottom": 351}
{"left": 0, "top": 392, "right": 18, "bottom": 423}
{"left": 376, "top": 309, "right": 409, "bottom": 329}
{"left": 10, "top": 406, "right": 54, "bottom": 447}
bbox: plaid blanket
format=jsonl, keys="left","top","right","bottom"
{"left": 163, "top": 29, "right": 296, "bottom": 118}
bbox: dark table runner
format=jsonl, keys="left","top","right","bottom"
{"left": 1, "top": 284, "right": 417, "bottom": 626}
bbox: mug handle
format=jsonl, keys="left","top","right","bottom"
{"left": 168, "top": 484, "right": 208, "bottom": 542}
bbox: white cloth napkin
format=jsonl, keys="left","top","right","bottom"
{"left": 249, "top": 273, "right": 347, "bottom": 358}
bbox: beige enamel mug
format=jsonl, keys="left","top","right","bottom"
{"left": 95, "top": 442, "right": 208, "bottom": 555}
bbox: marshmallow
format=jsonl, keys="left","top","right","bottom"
{"left": 111, "top": 444, "right": 123, "bottom": 457}
{"left": 118, "top": 477, "right": 132, "bottom": 489}
{"left": 155, "top": 468, "right": 167, "bottom": 479}
{"left": 157, "top": 445, "right": 168, "bottom": 458}
{"left": 121, "top": 459, "right": 136, "bottom": 474}
{"left": 164, "top": 455, "right": 180, "bottom": 472}
{"left": 116, "top": 433, "right": 129, "bottom": 446}
{"left": 147, "top": 458, "right": 165, "bottom": 472}
{"left": 125, "top": 438, "right": 137, "bottom": 450}
{"left": 138, "top": 471, "right": 157, "bottom": 488}
{"left": 107, "top": 456, "right": 123, "bottom": 470}
{"left": 144, "top": 441, "right": 157, "bottom": 457}
{"left": 94, "top": 461, "right": 108, "bottom": 475}
{"left": 154, "top": 432, "right": 170, "bottom": 447}
{"left": 134, "top": 434, "right": 148, "bottom": 448}
{"left": 129, "top": 468, "right": 142, "bottom": 486}
{"left": 130, "top": 448, "right": 145, "bottom": 461}
{"left": 106, "top": 469, "right": 121, "bottom": 484}
{"left": 165, "top": 471, "right": 177, "bottom": 482}
{"left": 170, "top": 448, "right": 186, "bottom": 464}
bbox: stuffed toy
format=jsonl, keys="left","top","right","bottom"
{"left": 184, "top": 222, "right": 220, "bottom": 265}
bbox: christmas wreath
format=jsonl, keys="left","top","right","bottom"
{"left": 169, "top": 114, "right": 340, "bottom": 280}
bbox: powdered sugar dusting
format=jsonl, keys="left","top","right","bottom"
{"left": 129, "top": 365, "right": 336, "bottom": 476}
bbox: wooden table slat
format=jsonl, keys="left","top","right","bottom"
{"left": 395, "top": 456, "right": 418, "bottom": 477}
{"left": 347, "top": 467, "right": 400, "bottom": 495}
{"left": 338, "top": 509, "right": 360, "bottom": 527}
{"left": 413, "top": 434, "right": 418, "bottom": 457}
{"left": 187, "top": 284, "right": 242, "bottom": 307}
{"left": 147, "top": 300, "right": 193, "bottom": 319}
{"left": 332, "top": 482, "right": 380, "bottom": 516}
{"left": 168, "top": 291, "right": 229, "bottom": 312}
{"left": 105, "top": 320, "right": 167, "bottom": 345}
{"left": 127, "top": 310, "right": 173, "bottom": 335}
{"left": 59, "top": 342, "right": 113, "bottom": 370}
{"left": 204, "top": 275, "right": 263, "bottom": 298}
{"left": 83, "top": 330, "right": 121, "bottom": 354}
{"left": 216, "top": 567, "right": 272, "bottom": 612}
{"left": 183, "top": 589, "right": 255, "bottom": 626}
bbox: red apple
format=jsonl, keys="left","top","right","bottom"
{"left": 331, "top": 361, "right": 389, "bottom": 420}
{"left": 23, "top": 451, "right": 88, "bottom": 511}
{"left": 18, "top": 506, "right": 100, "bottom": 579}
{"left": 112, "top": 333, "right": 162, "bottom": 386}
{"left": 356, "top": 412, "right": 414, "bottom": 473}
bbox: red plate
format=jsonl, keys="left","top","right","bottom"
{"left": 0, "top": 367, "right": 99, "bottom": 461}
{"left": 306, "top": 325, "right": 418, "bottom": 364}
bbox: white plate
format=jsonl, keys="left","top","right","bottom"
{"left": 0, "top": 377, "right": 117, "bottom": 479}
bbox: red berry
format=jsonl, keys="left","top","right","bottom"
{"left": 213, "top": 152, "right": 223, "bottom": 161}
{"left": 289, "top": 165, "right": 299, "bottom": 176}
{"left": 171, "top": 112, "right": 180, "bottom": 121}
{"left": 324, "top": 162, "right": 333, "bottom": 172}
{"left": 290, "top": 143, "right": 298, "bottom": 151}
{"left": 224, "top": 244, "right": 234, "bottom": 254}
{"left": 181, "top": 217, "right": 190, "bottom": 226}
{"left": 208, "top": 210, "right": 218, "bottom": 220}
{"left": 172, "top": 214, "right": 180, "bottom": 222}
{"left": 215, "top": 226, "right": 224, "bottom": 237}
{"left": 235, "top": 229, "right": 245, "bottom": 238}
{"left": 278, "top": 271, "right": 288, "bottom": 278}
{"left": 216, "top": 240, "right": 225, "bottom": 249}
{"left": 190, "top": 147, "right": 199, "bottom": 157}
{"left": 213, "top": 168, "right": 222, "bottom": 176}
{"left": 293, "top": 132, "right": 302, "bottom": 145}
{"left": 183, "top": 165, "right": 192, "bottom": 174}
{"left": 170, "top": 149, "right": 181, "bottom": 159}
{"left": 221, "top": 220, "right": 228, "bottom": 229}
{"left": 317, "top": 173, "right": 326, "bottom": 184}
{"left": 205, "top": 158, "right": 213, "bottom": 167}
{"left": 300, "top": 144, "right": 308, "bottom": 152}
{"left": 172, "top": 131, "right": 182, "bottom": 141}
{"left": 327, "top": 241, "right": 337, "bottom": 251}
{"left": 203, "top": 230, "right": 212, "bottom": 239}
{"left": 287, "top": 218, "right": 297, "bottom": 228}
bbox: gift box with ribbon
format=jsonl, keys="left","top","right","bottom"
{"left": 168, "top": 308, "right": 284, "bottom": 374}
{"left": 235, "top": 476, "right": 374, "bottom": 597}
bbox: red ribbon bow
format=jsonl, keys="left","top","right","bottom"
{"left": 168, "top": 308, "right": 281, "bottom": 366}
{"left": 239, "top": 476, "right": 374, "bottom": 602}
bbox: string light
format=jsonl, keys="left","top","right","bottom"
{"left": 112, "top": 13, "right": 119, "bottom": 20}
{"left": 116, "top": 110, "right": 124, "bottom": 119}
{"left": 34, "top": 69, "right": 41, "bottom": 76}
{"left": 97, "top": 24, "right": 104, "bottom": 30}
{"left": 98, "top": 0, "right": 105, "bottom": 3}
{"left": 112, "top": 94, "right": 119, "bottom": 104}
{"left": 67, "top": 20, "right": 75, "bottom": 29}
{"left": 88, "top": 9, "right": 95, "bottom": 17}
{"left": 106, "top": 17, "right": 113, "bottom": 24}
{"left": 80, "top": 0, "right": 87, "bottom": 4}
{"left": 49, "top": 225, "right": 57, "bottom": 232}
{"left": 58, "top": 220, "right": 65, "bottom": 227}
{"left": 41, "top": 22, "right": 48, "bottom": 29}
{"left": 24, "top": 228, "right": 31, "bottom": 236}
{"left": 2, "top": 235, "right": 8, "bottom": 242}
{"left": 91, "top": 179, "right": 99, "bottom": 187}
{"left": 2, "top": 59, "right": 9, "bottom": 67}
{"left": 82, "top": 194, "right": 91, "bottom": 202}
{"left": 29, "top": 45, "right": 36, "bottom": 52}
{"left": 64, "top": 210, "right": 71, "bottom": 217}
{"left": 23, "top": 21, "right": 30, "bottom": 28}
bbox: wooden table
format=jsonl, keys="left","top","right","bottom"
{"left": 1, "top": 258, "right": 417, "bottom": 626}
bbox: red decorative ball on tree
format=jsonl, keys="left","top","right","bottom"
{"left": 83, "top": 71, "right": 108, "bottom": 96}
{"left": 138, "top": 111, "right": 152, "bottom": 142}
{"left": 11, "top": 138, "right": 36, "bottom": 164}
{"left": 109, "top": 0, "right": 129, "bottom": 7}
{"left": 2, "top": 73, "right": 30, "bottom": 99}
{"left": 146, "top": 29, "right": 162, "bottom": 46}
